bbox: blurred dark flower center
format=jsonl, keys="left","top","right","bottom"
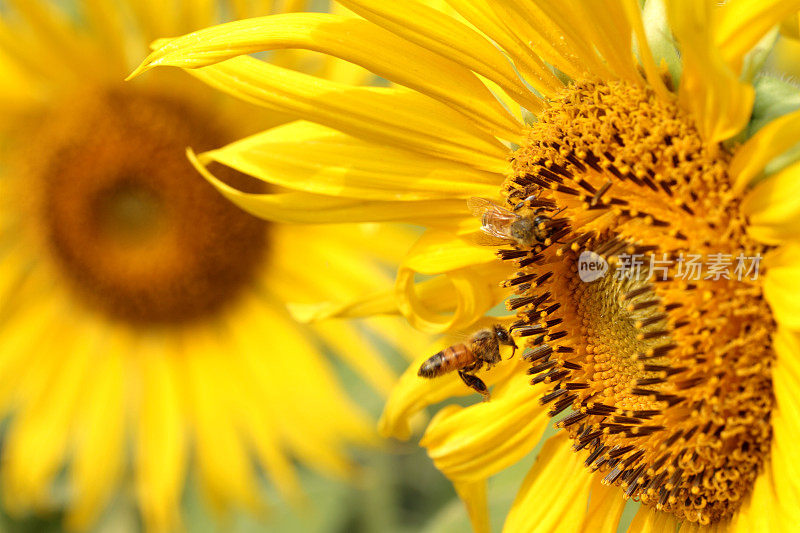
{"left": 33, "top": 87, "right": 268, "bottom": 325}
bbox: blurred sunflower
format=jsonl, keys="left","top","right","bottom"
{"left": 135, "top": 0, "right": 800, "bottom": 531}
{"left": 0, "top": 1, "right": 423, "bottom": 531}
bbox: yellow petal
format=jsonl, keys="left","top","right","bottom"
{"left": 621, "top": 0, "right": 671, "bottom": 101}
{"left": 772, "top": 328, "right": 800, "bottom": 478}
{"left": 288, "top": 246, "right": 510, "bottom": 329}
{"left": 536, "top": 0, "right": 640, "bottom": 84}
{"left": 363, "top": 314, "right": 434, "bottom": 365}
{"left": 182, "top": 331, "right": 261, "bottom": 515}
{"left": 742, "top": 160, "right": 800, "bottom": 244}
{"left": 581, "top": 478, "right": 626, "bottom": 533}
{"left": 379, "top": 370, "right": 464, "bottom": 441}
{"left": 714, "top": 0, "right": 800, "bottom": 72}
{"left": 134, "top": 337, "right": 188, "bottom": 533}
{"left": 484, "top": 0, "right": 609, "bottom": 81}
{"left": 729, "top": 464, "right": 783, "bottom": 533}
{"left": 0, "top": 284, "right": 65, "bottom": 417}
{"left": 335, "top": 0, "right": 544, "bottom": 111}
{"left": 763, "top": 248, "right": 800, "bottom": 329}
{"left": 66, "top": 337, "right": 127, "bottom": 530}
{"left": 80, "top": 0, "right": 127, "bottom": 69}
{"left": 667, "top": 0, "right": 755, "bottom": 143}
{"left": 190, "top": 149, "right": 474, "bottom": 224}
{"left": 4, "top": 0, "right": 90, "bottom": 73}
{"left": 199, "top": 121, "right": 502, "bottom": 201}
{"left": 395, "top": 262, "right": 511, "bottom": 333}
{"left": 443, "top": 0, "right": 566, "bottom": 94}
{"left": 222, "top": 313, "right": 304, "bottom": 505}
{"left": 771, "top": 427, "right": 800, "bottom": 527}
{"left": 2, "top": 318, "right": 99, "bottom": 513}
{"left": 287, "top": 287, "right": 400, "bottom": 323}
{"left": 176, "top": 0, "right": 217, "bottom": 34}
{"left": 627, "top": 506, "right": 680, "bottom": 532}
{"left": 133, "top": 13, "right": 524, "bottom": 142}
{"left": 267, "top": 224, "right": 397, "bottom": 304}
{"left": 300, "top": 222, "right": 420, "bottom": 267}
{"left": 503, "top": 433, "right": 592, "bottom": 533}
{"left": 395, "top": 230, "right": 513, "bottom": 335}
{"left": 320, "top": 1, "right": 379, "bottom": 86}
{"left": 771, "top": 328, "right": 800, "bottom": 526}
{"left": 269, "top": 224, "right": 438, "bottom": 325}
{"left": 179, "top": 58, "right": 509, "bottom": 173}
{"left": 730, "top": 108, "right": 800, "bottom": 192}
{"left": 404, "top": 229, "right": 500, "bottom": 275}
{"left": 312, "top": 320, "right": 398, "bottom": 396}
{"left": 454, "top": 480, "right": 490, "bottom": 533}
{"left": 126, "top": 0, "right": 179, "bottom": 41}
{"left": 0, "top": 2, "right": 89, "bottom": 84}
{"left": 228, "top": 296, "right": 375, "bottom": 478}
{"left": 420, "top": 369, "right": 550, "bottom": 482}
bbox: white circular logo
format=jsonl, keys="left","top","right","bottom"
{"left": 578, "top": 251, "right": 609, "bottom": 282}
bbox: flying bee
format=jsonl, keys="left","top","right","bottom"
{"left": 467, "top": 197, "right": 563, "bottom": 248}
{"left": 417, "top": 325, "right": 517, "bottom": 399}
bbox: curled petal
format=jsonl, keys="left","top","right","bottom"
{"left": 395, "top": 263, "right": 511, "bottom": 333}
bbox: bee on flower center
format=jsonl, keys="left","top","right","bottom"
{"left": 468, "top": 197, "right": 567, "bottom": 249}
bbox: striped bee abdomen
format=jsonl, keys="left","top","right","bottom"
{"left": 417, "top": 344, "right": 473, "bottom": 378}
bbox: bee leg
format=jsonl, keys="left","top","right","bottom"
{"left": 513, "top": 195, "right": 537, "bottom": 211}
{"left": 458, "top": 370, "right": 490, "bottom": 400}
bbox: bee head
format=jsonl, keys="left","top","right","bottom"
{"left": 493, "top": 325, "right": 517, "bottom": 356}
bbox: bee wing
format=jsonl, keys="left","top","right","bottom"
{"left": 468, "top": 197, "right": 515, "bottom": 218}
{"left": 467, "top": 198, "right": 517, "bottom": 221}
{"left": 467, "top": 197, "right": 497, "bottom": 217}
{"left": 469, "top": 231, "right": 512, "bottom": 247}
{"left": 467, "top": 198, "right": 518, "bottom": 246}
{"left": 448, "top": 328, "right": 475, "bottom": 344}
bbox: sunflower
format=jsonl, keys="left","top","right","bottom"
{"left": 135, "top": 0, "right": 800, "bottom": 531}
{"left": 0, "top": 1, "right": 422, "bottom": 531}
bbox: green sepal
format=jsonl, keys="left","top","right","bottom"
{"left": 642, "top": 0, "right": 682, "bottom": 85}
{"left": 747, "top": 74, "right": 800, "bottom": 137}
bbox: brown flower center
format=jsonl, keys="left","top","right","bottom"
{"left": 32, "top": 88, "right": 267, "bottom": 324}
{"left": 501, "top": 80, "right": 774, "bottom": 524}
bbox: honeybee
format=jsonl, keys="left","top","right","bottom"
{"left": 417, "top": 325, "right": 517, "bottom": 399}
{"left": 467, "top": 197, "right": 560, "bottom": 247}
